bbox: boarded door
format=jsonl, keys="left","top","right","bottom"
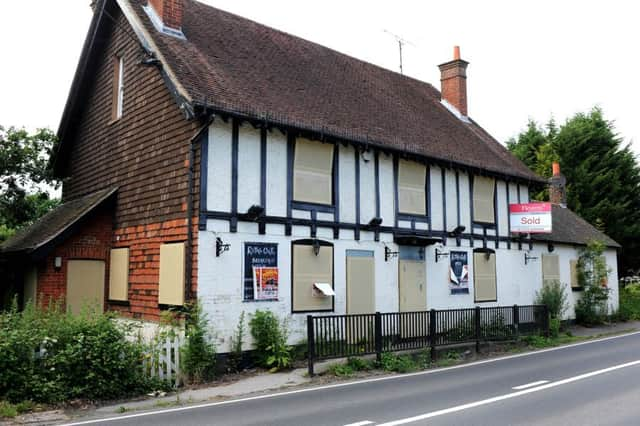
{"left": 398, "top": 247, "right": 427, "bottom": 339}
{"left": 67, "top": 260, "right": 105, "bottom": 314}
{"left": 346, "top": 250, "right": 375, "bottom": 314}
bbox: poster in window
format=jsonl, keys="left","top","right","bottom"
{"left": 244, "top": 243, "right": 278, "bottom": 301}
{"left": 449, "top": 251, "right": 469, "bottom": 294}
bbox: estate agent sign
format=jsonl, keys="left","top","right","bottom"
{"left": 509, "top": 202, "right": 552, "bottom": 234}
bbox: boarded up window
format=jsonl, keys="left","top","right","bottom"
{"left": 109, "top": 248, "right": 129, "bottom": 301}
{"left": 67, "top": 260, "right": 105, "bottom": 315}
{"left": 292, "top": 242, "right": 333, "bottom": 312}
{"left": 158, "top": 243, "right": 185, "bottom": 306}
{"left": 398, "top": 159, "right": 426, "bottom": 215}
{"left": 473, "top": 251, "right": 496, "bottom": 302}
{"left": 473, "top": 176, "right": 495, "bottom": 223}
{"left": 23, "top": 266, "right": 37, "bottom": 304}
{"left": 542, "top": 254, "right": 560, "bottom": 286}
{"left": 600, "top": 256, "right": 608, "bottom": 287}
{"left": 293, "top": 138, "right": 334, "bottom": 205}
{"left": 570, "top": 260, "right": 580, "bottom": 289}
{"left": 346, "top": 250, "right": 375, "bottom": 314}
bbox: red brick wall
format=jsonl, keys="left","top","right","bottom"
{"left": 37, "top": 208, "right": 113, "bottom": 307}
{"left": 149, "top": 0, "right": 183, "bottom": 29}
{"left": 439, "top": 60, "right": 468, "bottom": 116}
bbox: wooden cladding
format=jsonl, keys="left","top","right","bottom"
{"left": 473, "top": 251, "right": 496, "bottom": 302}
{"left": 293, "top": 138, "right": 334, "bottom": 205}
{"left": 397, "top": 159, "right": 426, "bottom": 216}
{"left": 473, "top": 176, "right": 495, "bottom": 223}
{"left": 292, "top": 241, "right": 333, "bottom": 312}
{"left": 108, "top": 248, "right": 129, "bottom": 301}
{"left": 158, "top": 242, "right": 185, "bottom": 306}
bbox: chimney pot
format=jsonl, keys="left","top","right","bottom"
{"left": 552, "top": 162, "right": 561, "bottom": 176}
{"left": 549, "top": 162, "right": 567, "bottom": 207}
{"left": 438, "top": 46, "right": 469, "bottom": 116}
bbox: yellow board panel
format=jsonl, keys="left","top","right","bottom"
{"left": 398, "top": 159, "right": 426, "bottom": 215}
{"left": 473, "top": 176, "right": 495, "bottom": 223}
{"left": 293, "top": 138, "right": 334, "bottom": 205}
{"left": 158, "top": 243, "right": 185, "bottom": 306}
{"left": 109, "top": 248, "right": 130, "bottom": 301}
{"left": 292, "top": 243, "right": 333, "bottom": 311}
{"left": 346, "top": 253, "right": 375, "bottom": 314}
{"left": 67, "top": 260, "right": 105, "bottom": 315}
{"left": 473, "top": 252, "right": 497, "bottom": 302}
{"left": 542, "top": 254, "right": 560, "bottom": 286}
{"left": 570, "top": 260, "right": 579, "bottom": 288}
{"left": 399, "top": 259, "right": 426, "bottom": 312}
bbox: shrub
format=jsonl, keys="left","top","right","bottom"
{"left": 0, "top": 300, "right": 154, "bottom": 403}
{"left": 549, "top": 318, "right": 561, "bottom": 338}
{"left": 617, "top": 283, "right": 640, "bottom": 321}
{"left": 249, "top": 310, "right": 292, "bottom": 371}
{"left": 181, "top": 302, "right": 217, "bottom": 384}
{"left": 535, "top": 280, "right": 569, "bottom": 320}
{"left": 378, "top": 352, "right": 419, "bottom": 373}
{"left": 575, "top": 241, "right": 611, "bottom": 325}
{"left": 227, "top": 311, "right": 246, "bottom": 373}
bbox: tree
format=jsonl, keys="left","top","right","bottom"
{"left": 0, "top": 126, "right": 60, "bottom": 242}
{"left": 507, "top": 108, "right": 640, "bottom": 274}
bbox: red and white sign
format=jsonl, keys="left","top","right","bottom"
{"left": 509, "top": 202, "right": 552, "bottom": 234}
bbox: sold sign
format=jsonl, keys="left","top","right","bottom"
{"left": 509, "top": 202, "right": 552, "bottom": 234}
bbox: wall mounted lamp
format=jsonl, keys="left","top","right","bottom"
{"left": 369, "top": 217, "right": 383, "bottom": 227}
{"left": 54, "top": 256, "right": 62, "bottom": 271}
{"left": 447, "top": 225, "right": 466, "bottom": 237}
{"left": 547, "top": 243, "right": 555, "bottom": 253}
{"left": 216, "top": 237, "right": 230, "bottom": 257}
{"left": 312, "top": 239, "right": 321, "bottom": 256}
{"left": 245, "top": 204, "right": 265, "bottom": 221}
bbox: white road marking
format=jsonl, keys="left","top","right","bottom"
{"left": 377, "top": 359, "right": 640, "bottom": 426}
{"left": 512, "top": 380, "right": 549, "bottom": 390}
{"left": 343, "top": 421, "right": 374, "bottom": 426}
{"left": 62, "top": 331, "right": 640, "bottom": 425}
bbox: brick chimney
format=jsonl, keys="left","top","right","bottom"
{"left": 438, "top": 46, "right": 469, "bottom": 116}
{"left": 549, "top": 162, "right": 567, "bottom": 207}
{"left": 148, "top": 0, "right": 183, "bottom": 32}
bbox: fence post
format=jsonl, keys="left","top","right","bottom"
{"left": 513, "top": 304, "right": 520, "bottom": 340}
{"left": 429, "top": 309, "right": 437, "bottom": 362}
{"left": 475, "top": 306, "right": 481, "bottom": 354}
{"left": 307, "top": 315, "right": 315, "bottom": 376}
{"left": 375, "top": 312, "right": 382, "bottom": 362}
{"left": 543, "top": 305, "right": 550, "bottom": 337}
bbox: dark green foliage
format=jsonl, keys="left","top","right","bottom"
{"left": 616, "top": 283, "right": 640, "bottom": 321}
{"left": 0, "top": 126, "right": 60, "bottom": 242}
{"left": 534, "top": 280, "right": 569, "bottom": 320}
{"left": 181, "top": 302, "right": 217, "bottom": 384}
{"left": 549, "top": 318, "right": 561, "bottom": 338}
{"left": 507, "top": 109, "right": 640, "bottom": 273}
{"left": 574, "top": 241, "right": 611, "bottom": 325}
{"left": 328, "top": 357, "right": 374, "bottom": 377}
{"left": 0, "top": 301, "right": 155, "bottom": 403}
{"left": 226, "top": 311, "right": 246, "bottom": 373}
{"left": 249, "top": 310, "right": 292, "bottom": 371}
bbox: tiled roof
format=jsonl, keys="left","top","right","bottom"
{"left": 533, "top": 204, "right": 620, "bottom": 248}
{"left": 0, "top": 188, "right": 116, "bottom": 255}
{"left": 126, "top": 0, "right": 542, "bottom": 182}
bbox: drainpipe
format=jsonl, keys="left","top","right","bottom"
{"left": 185, "top": 114, "right": 214, "bottom": 303}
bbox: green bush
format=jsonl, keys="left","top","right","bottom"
{"left": 181, "top": 302, "right": 217, "bottom": 384}
{"left": 617, "top": 283, "right": 640, "bottom": 321}
{"left": 0, "top": 300, "right": 154, "bottom": 403}
{"left": 249, "top": 310, "right": 292, "bottom": 371}
{"left": 535, "top": 280, "right": 569, "bottom": 320}
{"left": 549, "top": 318, "right": 561, "bottom": 338}
{"left": 378, "top": 352, "right": 419, "bottom": 373}
{"left": 227, "top": 311, "right": 246, "bottom": 373}
{"left": 574, "top": 241, "right": 611, "bottom": 325}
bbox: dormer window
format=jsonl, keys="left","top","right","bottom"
{"left": 293, "top": 138, "right": 334, "bottom": 206}
{"left": 112, "top": 56, "right": 124, "bottom": 120}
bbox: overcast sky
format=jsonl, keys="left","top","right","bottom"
{"left": 1, "top": 0, "right": 638, "bottom": 153}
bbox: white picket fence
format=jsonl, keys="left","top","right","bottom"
{"left": 143, "top": 335, "right": 184, "bottom": 387}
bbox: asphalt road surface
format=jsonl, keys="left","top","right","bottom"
{"left": 67, "top": 331, "right": 640, "bottom": 426}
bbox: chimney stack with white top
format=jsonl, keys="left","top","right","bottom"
{"left": 438, "top": 46, "right": 469, "bottom": 116}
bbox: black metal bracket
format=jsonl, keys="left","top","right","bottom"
{"left": 385, "top": 246, "right": 399, "bottom": 262}
{"left": 216, "top": 237, "right": 230, "bottom": 257}
{"left": 435, "top": 247, "right": 449, "bottom": 263}
{"left": 524, "top": 252, "right": 538, "bottom": 265}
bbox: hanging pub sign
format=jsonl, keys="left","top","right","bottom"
{"left": 509, "top": 202, "right": 552, "bottom": 234}
{"left": 243, "top": 243, "right": 278, "bottom": 301}
{"left": 449, "top": 251, "right": 469, "bottom": 294}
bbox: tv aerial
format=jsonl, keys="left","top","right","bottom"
{"left": 383, "top": 29, "right": 416, "bottom": 75}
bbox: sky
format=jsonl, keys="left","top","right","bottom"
{"left": 0, "top": 0, "right": 638, "bottom": 153}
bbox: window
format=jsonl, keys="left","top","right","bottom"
{"left": 570, "top": 259, "right": 580, "bottom": 290}
{"left": 158, "top": 242, "right": 185, "bottom": 306}
{"left": 67, "top": 260, "right": 105, "bottom": 315}
{"left": 293, "top": 138, "right": 334, "bottom": 205}
{"left": 600, "top": 256, "right": 608, "bottom": 287}
{"left": 109, "top": 248, "right": 129, "bottom": 301}
{"left": 397, "top": 159, "right": 427, "bottom": 215}
{"left": 23, "top": 266, "right": 37, "bottom": 305}
{"left": 542, "top": 254, "right": 560, "bottom": 286}
{"left": 292, "top": 240, "right": 333, "bottom": 312}
{"left": 473, "top": 250, "right": 496, "bottom": 302}
{"left": 112, "top": 56, "right": 124, "bottom": 120}
{"left": 473, "top": 176, "right": 495, "bottom": 223}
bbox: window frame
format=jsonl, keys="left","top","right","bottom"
{"left": 396, "top": 158, "right": 428, "bottom": 217}
{"left": 291, "top": 138, "right": 336, "bottom": 208}
{"left": 158, "top": 242, "right": 186, "bottom": 307}
{"left": 108, "top": 247, "right": 130, "bottom": 303}
{"left": 291, "top": 239, "right": 335, "bottom": 313}
{"left": 472, "top": 175, "right": 496, "bottom": 226}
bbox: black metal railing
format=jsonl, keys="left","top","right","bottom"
{"left": 307, "top": 304, "right": 549, "bottom": 375}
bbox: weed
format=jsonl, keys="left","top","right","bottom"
{"left": 249, "top": 310, "right": 292, "bottom": 371}
{"left": 0, "top": 401, "right": 17, "bottom": 418}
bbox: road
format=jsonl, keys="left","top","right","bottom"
{"left": 67, "top": 332, "right": 640, "bottom": 426}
